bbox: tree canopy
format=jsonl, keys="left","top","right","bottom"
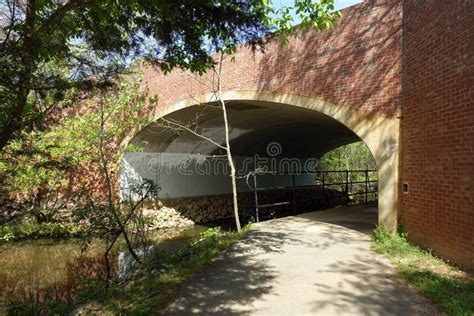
{"left": 0, "top": 0, "right": 339, "bottom": 151}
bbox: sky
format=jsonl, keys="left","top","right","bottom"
{"left": 332, "top": 0, "right": 364, "bottom": 11}
{"left": 271, "top": 0, "right": 364, "bottom": 25}
{"left": 272, "top": 0, "right": 363, "bottom": 11}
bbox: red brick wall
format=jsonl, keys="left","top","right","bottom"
{"left": 400, "top": 0, "right": 474, "bottom": 269}
{"left": 143, "top": 0, "right": 402, "bottom": 118}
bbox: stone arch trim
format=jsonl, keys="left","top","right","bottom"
{"left": 150, "top": 89, "right": 400, "bottom": 232}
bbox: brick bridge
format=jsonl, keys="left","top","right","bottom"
{"left": 124, "top": 1, "right": 473, "bottom": 268}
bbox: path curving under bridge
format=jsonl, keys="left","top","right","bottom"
{"left": 161, "top": 205, "right": 437, "bottom": 315}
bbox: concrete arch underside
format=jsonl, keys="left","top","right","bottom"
{"left": 127, "top": 90, "right": 400, "bottom": 232}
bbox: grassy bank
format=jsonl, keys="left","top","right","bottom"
{"left": 371, "top": 226, "right": 474, "bottom": 315}
{"left": 5, "top": 225, "right": 252, "bottom": 315}
{"left": 77, "top": 225, "right": 252, "bottom": 314}
{"left": 0, "top": 221, "right": 86, "bottom": 241}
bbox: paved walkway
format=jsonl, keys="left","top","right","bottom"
{"left": 161, "top": 205, "right": 439, "bottom": 315}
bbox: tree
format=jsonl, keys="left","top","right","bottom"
{"left": 318, "top": 141, "right": 377, "bottom": 200}
{"left": 216, "top": 55, "right": 242, "bottom": 231}
{"left": 0, "top": 74, "right": 149, "bottom": 217}
{"left": 319, "top": 141, "right": 376, "bottom": 172}
{"left": 1, "top": 73, "right": 160, "bottom": 280}
{"left": 0, "top": 0, "right": 339, "bottom": 152}
{"left": 80, "top": 85, "right": 159, "bottom": 281}
{"left": 157, "top": 53, "right": 245, "bottom": 231}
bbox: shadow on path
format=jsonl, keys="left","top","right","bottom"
{"left": 160, "top": 205, "right": 438, "bottom": 315}
{"left": 158, "top": 230, "right": 287, "bottom": 315}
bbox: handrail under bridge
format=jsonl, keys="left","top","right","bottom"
{"left": 246, "top": 169, "right": 378, "bottom": 222}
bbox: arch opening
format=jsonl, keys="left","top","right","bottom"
{"left": 121, "top": 91, "right": 399, "bottom": 231}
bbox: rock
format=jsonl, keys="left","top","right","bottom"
{"left": 143, "top": 206, "right": 194, "bottom": 230}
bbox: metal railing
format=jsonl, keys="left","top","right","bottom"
{"left": 246, "top": 169, "right": 378, "bottom": 222}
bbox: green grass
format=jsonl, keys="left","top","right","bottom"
{"left": 371, "top": 226, "right": 474, "bottom": 316}
{"left": 0, "top": 220, "right": 85, "bottom": 241}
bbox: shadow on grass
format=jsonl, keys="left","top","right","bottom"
{"left": 399, "top": 269, "right": 474, "bottom": 315}
{"left": 372, "top": 226, "right": 474, "bottom": 315}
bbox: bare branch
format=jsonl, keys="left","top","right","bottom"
{"left": 157, "top": 117, "right": 227, "bottom": 150}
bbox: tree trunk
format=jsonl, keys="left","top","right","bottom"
{"left": 217, "top": 54, "right": 241, "bottom": 231}
{"left": 0, "top": 0, "right": 36, "bottom": 151}
{"left": 98, "top": 103, "right": 141, "bottom": 263}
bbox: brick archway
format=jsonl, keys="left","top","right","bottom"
{"left": 130, "top": 89, "right": 399, "bottom": 232}
{"left": 123, "top": 0, "right": 403, "bottom": 232}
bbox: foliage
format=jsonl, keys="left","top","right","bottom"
{"left": 372, "top": 226, "right": 474, "bottom": 315}
{"left": 98, "top": 224, "right": 252, "bottom": 314}
{"left": 266, "top": 0, "right": 341, "bottom": 44}
{"left": 0, "top": 74, "right": 151, "bottom": 224}
{"left": 0, "top": 220, "right": 84, "bottom": 241}
{"left": 317, "top": 141, "right": 377, "bottom": 202}
{"left": 319, "top": 141, "right": 376, "bottom": 171}
{"left": 4, "top": 300, "right": 70, "bottom": 316}
{"left": 74, "top": 178, "right": 160, "bottom": 279}
{"left": 0, "top": 0, "right": 339, "bottom": 151}
{"left": 200, "top": 226, "right": 223, "bottom": 240}
{"left": 0, "top": 73, "right": 158, "bottom": 287}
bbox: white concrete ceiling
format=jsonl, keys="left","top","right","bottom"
{"left": 131, "top": 100, "right": 360, "bottom": 158}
